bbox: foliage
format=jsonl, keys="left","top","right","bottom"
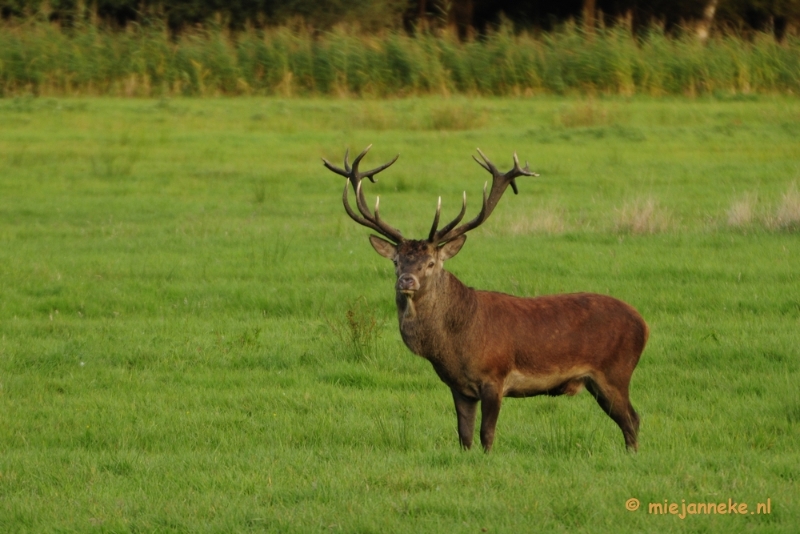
{"left": 328, "top": 297, "right": 386, "bottom": 363}
{"left": 0, "top": 0, "right": 409, "bottom": 31}
{"left": 2, "top": 0, "right": 799, "bottom": 35}
{"left": 1, "top": 20, "right": 799, "bottom": 97}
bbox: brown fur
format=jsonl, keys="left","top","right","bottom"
{"left": 371, "top": 237, "right": 648, "bottom": 452}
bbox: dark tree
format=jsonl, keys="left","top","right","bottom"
{"left": 1, "top": 0, "right": 797, "bottom": 36}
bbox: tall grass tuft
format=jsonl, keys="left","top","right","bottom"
{"left": 507, "top": 207, "right": 568, "bottom": 235}
{"left": 1, "top": 18, "right": 799, "bottom": 97}
{"left": 771, "top": 183, "right": 800, "bottom": 231}
{"left": 613, "top": 197, "right": 673, "bottom": 234}
{"left": 727, "top": 193, "right": 758, "bottom": 229}
{"left": 328, "top": 297, "right": 384, "bottom": 363}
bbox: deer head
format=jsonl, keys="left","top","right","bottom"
{"left": 323, "top": 145, "right": 538, "bottom": 299}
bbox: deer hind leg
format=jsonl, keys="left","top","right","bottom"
{"left": 451, "top": 388, "right": 478, "bottom": 450}
{"left": 585, "top": 376, "right": 639, "bottom": 451}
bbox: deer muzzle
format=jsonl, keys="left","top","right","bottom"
{"left": 396, "top": 273, "right": 420, "bottom": 294}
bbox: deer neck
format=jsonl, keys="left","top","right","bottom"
{"left": 396, "top": 270, "right": 477, "bottom": 358}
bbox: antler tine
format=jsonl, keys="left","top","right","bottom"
{"left": 509, "top": 152, "right": 539, "bottom": 177}
{"left": 474, "top": 148, "right": 500, "bottom": 175}
{"left": 341, "top": 180, "right": 386, "bottom": 237}
{"left": 350, "top": 144, "right": 371, "bottom": 174}
{"left": 322, "top": 157, "right": 349, "bottom": 178}
{"left": 361, "top": 154, "right": 400, "bottom": 183}
{"left": 432, "top": 150, "right": 537, "bottom": 245}
{"left": 471, "top": 154, "right": 490, "bottom": 173}
{"left": 354, "top": 181, "right": 374, "bottom": 225}
{"left": 325, "top": 146, "right": 404, "bottom": 244}
{"left": 353, "top": 174, "right": 376, "bottom": 220}
{"left": 472, "top": 181, "right": 490, "bottom": 224}
{"left": 510, "top": 152, "right": 520, "bottom": 193}
{"left": 428, "top": 197, "right": 442, "bottom": 242}
{"left": 350, "top": 144, "right": 400, "bottom": 184}
{"left": 374, "top": 195, "right": 386, "bottom": 226}
{"left": 508, "top": 151, "right": 539, "bottom": 194}
{"left": 324, "top": 146, "right": 383, "bottom": 221}
{"left": 367, "top": 185, "right": 404, "bottom": 243}
{"left": 430, "top": 191, "right": 467, "bottom": 243}
{"left": 350, "top": 148, "right": 399, "bottom": 222}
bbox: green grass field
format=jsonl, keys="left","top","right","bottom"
{"left": 1, "top": 96, "right": 798, "bottom": 532}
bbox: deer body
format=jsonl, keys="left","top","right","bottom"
{"left": 399, "top": 277, "right": 647, "bottom": 402}
{"left": 324, "top": 146, "right": 647, "bottom": 452}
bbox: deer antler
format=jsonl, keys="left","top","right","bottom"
{"left": 322, "top": 145, "right": 404, "bottom": 244}
{"left": 430, "top": 149, "right": 538, "bottom": 245}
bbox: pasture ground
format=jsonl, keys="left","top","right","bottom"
{"left": 0, "top": 96, "right": 798, "bottom": 532}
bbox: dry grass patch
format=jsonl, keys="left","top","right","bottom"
{"left": 353, "top": 102, "right": 486, "bottom": 131}
{"left": 613, "top": 197, "right": 673, "bottom": 234}
{"left": 553, "top": 100, "right": 616, "bottom": 128}
{"left": 771, "top": 183, "right": 800, "bottom": 231}
{"left": 427, "top": 104, "right": 486, "bottom": 131}
{"left": 727, "top": 193, "right": 757, "bottom": 228}
{"left": 506, "top": 207, "right": 568, "bottom": 235}
{"left": 356, "top": 103, "right": 399, "bottom": 130}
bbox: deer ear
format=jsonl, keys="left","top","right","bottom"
{"left": 369, "top": 235, "right": 397, "bottom": 259}
{"left": 438, "top": 235, "right": 467, "bottom": 261}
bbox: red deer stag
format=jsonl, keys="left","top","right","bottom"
{"left": 323, "top": 146, "right": 648, "bottom": 452}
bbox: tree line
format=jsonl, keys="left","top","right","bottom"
{"left": 1, "top": 0, "right": 797, "bottom": 39}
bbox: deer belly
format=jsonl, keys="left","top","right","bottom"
{"left": 502, "top": 369, "right": 589, "bottom": 398}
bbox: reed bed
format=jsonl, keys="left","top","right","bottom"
{"left": 1, "top": 20, "right": 799, "bottom": 97}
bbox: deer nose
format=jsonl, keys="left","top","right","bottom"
{"left": 396, "top": 274, "right": 419, "bottom": 292}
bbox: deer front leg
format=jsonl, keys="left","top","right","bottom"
{"left": 479, "top": 382, "right": 503, "bottom": 452}
{"left": 451, "top": 388, "right": 478, "bottom": 450}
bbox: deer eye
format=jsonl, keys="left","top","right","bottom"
{"left": 428, "top": 261, "right": 435, "bottom": 268}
